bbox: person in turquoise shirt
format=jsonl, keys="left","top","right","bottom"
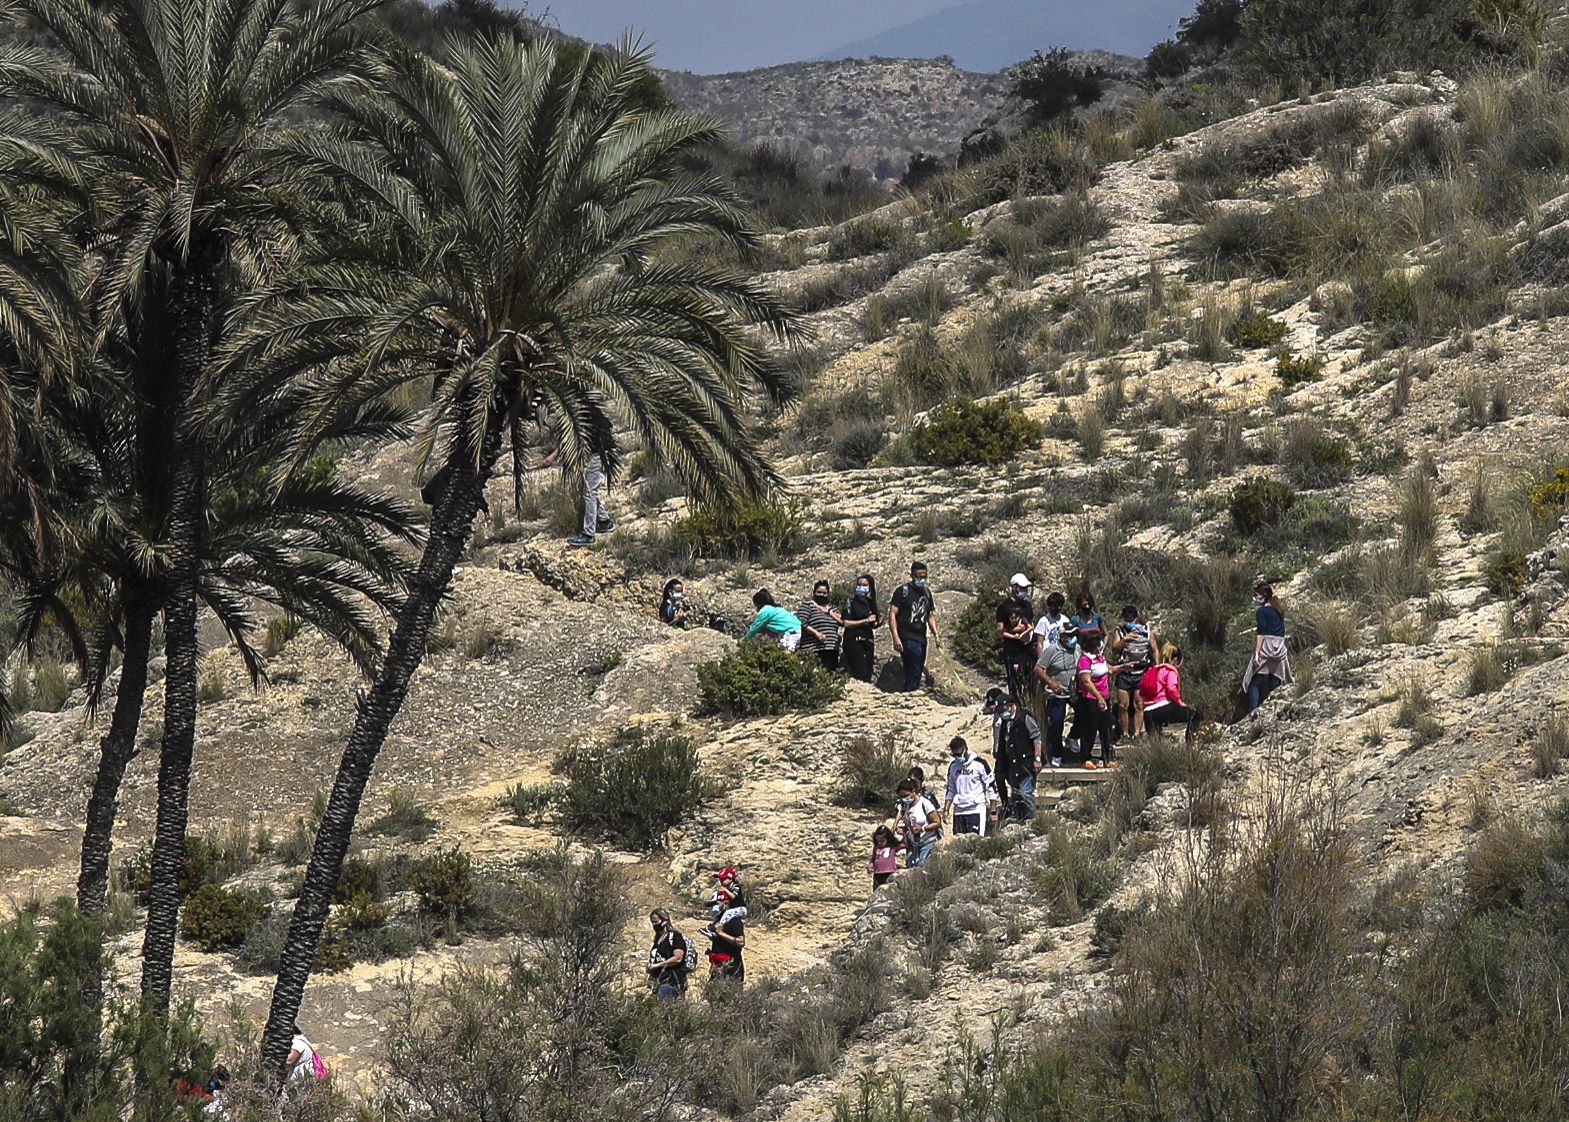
{"left": 745, "top": 589, "right": 803, "bottom": 651}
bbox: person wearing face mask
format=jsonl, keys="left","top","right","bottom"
{"left": 1033, "top": 622, "right": 1081, "bottom": 767}
{"left": 1070, "top": 589, "right": 1105, "bottom": 642}
{"left": 995, "top": 573, "right": 1037, "bottom": 704}
{"left": 994, "top": 695, "right": 1042, "bottom": 825}
{"left": 840, "top": 574, "right": 881, "bottom": 682}
{"left": 645, "top": 908, "right": 691, "bottom": 998}
{"left": 1243, "top": 581, "right": 1293, "bottom": 711}
{"left": 890, "top": 561, "right": 939, "bottom": 693}
{"left": 1032, "top": 591, "right": 1071, "bottom": 657}
{"left": 944, "top": 735, "right": 999, "bottom": 835}
{"left": 659, "top": 578, "right": 689, "bottom": 629}
{"left": 796, "top": 578, "right": 843, "bottom": 670}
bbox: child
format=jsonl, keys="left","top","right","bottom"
{"left": 867, "top": 825, "right": 902, "bottom": 888}
{"left": 704, "top": 866, "right": 749, "bottom": 932}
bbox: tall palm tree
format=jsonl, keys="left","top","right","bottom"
{"left": 240, "top": 35, "right": 803, "bottom": 1076}
{"left": 0, "top": 0, "right": 387, "bottom": 1016}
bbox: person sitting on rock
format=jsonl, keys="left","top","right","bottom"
{"left": 1142, "top": 643, "right": 1203, "bottom": 743}
{"left": 743, "top": 588, "right": 802, "bottom": 651}
{"left": 659, "top": 578, "right": 689, "bottom": 629}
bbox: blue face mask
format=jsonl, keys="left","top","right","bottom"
{"left": 855, "top": 586, "right": 870, "bottom": 598}
{"left": 914, "top": 577, "right": 928, "bottom": 588}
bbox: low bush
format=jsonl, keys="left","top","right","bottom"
{"left": 698, "top": 641, "right": 846, "bottom": 717}
{"left": 557, "top": 725, "right": 713, "bottom": 850}
{"left": 1229, "top": 477, "right": 1296, "bottom": 534}
{"left": 950, "top": 595, "right": 1003, "bottom": 677}
{"left": 827, "top": 218, "right": 905, "bottom": 260}
{"left": 675, "top": 499, "right": 804, "bottom": 561}
{"left": 840, "top": 732, "right": 914, "bottom": 808}
{"left": 500, "top": 782, "right": 564, "bottom": 825}
{"left": 262, "top": 614, "right": 304, "bottom": 657}
{"left": 1532, "top": 715, "right": 1569, "bottom": 778}
{"left": 1282, "top": 418, "right": 1355, "bottom": 489}
{"left": 1527, "top": 463, "right": 1569, "bottom": 520}
{"left": 1033, "top": 826, "right": 1119, "bottom": 924}
{"left": 1226, "top": 309, "right": 1288, "bottom": 349}
{"left": 829, "top": 415, "right": 889, "bottom": 470}
{"left": 179, "top": 884, "right": 267, "bottom": 951}
{"left": 125, "top": 835, "right": 236, "bottom": 904}
{"left": 1275, "top": 351, "right": 1322, "bottom": 387}
{"left": 409, "top": 848, "right": 475, "bottom": 928}
{"left": 907, "top": 396, "right": 1043, "bottom": 467}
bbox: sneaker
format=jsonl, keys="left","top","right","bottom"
{"left": 595, "top": 517, "right": 615, "bottom": 534}
{"left": 567, "top": 532, "right": 595, "bottom": 548}
{"left": 1050, "top": 758, "right": 1063, "bottom": 769}
{"left": 1065, "top": 738, "right": 1081, "bottom": 754}
{"left": 1083, "top": 760, "right": 1099, "bottom": 770}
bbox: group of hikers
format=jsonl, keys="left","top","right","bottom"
{"left": 661, "top": 561, "right": 943, "bottom": 692}
{"left": 660, "top": 562, "right": 1293, "bottom": 743}
{"left": 174, "top": 1026, "right": 326, "bottom": 1115}
{"left": 645, "top": 867, "right": 750, "bottom": 996}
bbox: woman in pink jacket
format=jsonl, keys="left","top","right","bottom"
{"left": 1140, "top": 644, "right": 1202, "bottom": 743}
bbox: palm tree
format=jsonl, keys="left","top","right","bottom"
{"left": 0, "top": 0, "right": 387, "bottom": 1016}
{"left": 243, "top": 35, "right": 803, "bottom": 1076}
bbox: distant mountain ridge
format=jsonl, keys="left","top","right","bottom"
{"left": 661, "top": 57, "right": 1010, "bottom": 179}
{"left": 812, "top": 0, "right": 1185, "bottom": 71}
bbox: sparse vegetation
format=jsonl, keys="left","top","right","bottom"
{"left": 698, "top": 641, "right": 846, "bottom": 718}
{"left": 905, "top": 396, "right": 1043, "bottom": 467}
{"left": 556, "top": 725, "right": 714, "bottom": 850}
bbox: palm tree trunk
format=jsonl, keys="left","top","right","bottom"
{"left": 70, "top": 588, "right": 158, "bottom": 1087}
{"left": 78, "top": 588, "right": 157, "bottom": 913}
{"left": 139, "top": 245, "right": 217, "bottom": 1018}
{"left": 259, "top": 424, "right": 501, "bottom": 1081}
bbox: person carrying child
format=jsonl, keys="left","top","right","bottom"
{"left": 867, "top": 825, "right": 903, "bottom": 888}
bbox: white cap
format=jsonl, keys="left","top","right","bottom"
{"left": 1009, "top": 573, "right": 1031, "bottom": 588}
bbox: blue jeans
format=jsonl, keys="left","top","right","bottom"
{"left": 900, "top": 637, "right": 927, "bottom": 692}
{"left": 907, "top": 833, "right": 937, "bottom": 868}
{"left": 1009, "top": 772, "right": 1036, "bottom": 822}
{"left": 1044, "top": 697, "right": 1068, "bottom": 759}
{"left": 1247, "top": 674, "right": 1279, "bottom": 712}
{"left": 655, "top": 982, "right": 683, "bottom": 999}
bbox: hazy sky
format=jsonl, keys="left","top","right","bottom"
{"left": 534, "top": 0, "right": 1192, "bottom": 73}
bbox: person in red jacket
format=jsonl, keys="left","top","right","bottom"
{"left": 1140, "top": 643, "right": 1202, "bottom": 743}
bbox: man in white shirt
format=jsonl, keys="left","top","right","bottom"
{"left": 944, "top": 736, "right": 998, "bottom": 836}
{"left": 1032, "top": 591, "right": 1071, "bottom": 657}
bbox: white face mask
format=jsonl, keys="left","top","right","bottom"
{"left": 671, "top": 592, "right": 684, "bottom": 602}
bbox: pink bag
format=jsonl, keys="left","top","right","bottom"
{"left": 311, "top": 1052, "right": 328, "bottom": 1079}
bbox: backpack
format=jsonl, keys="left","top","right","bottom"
{"left": 681, "top": 932, "right": 699, "bottom": 974}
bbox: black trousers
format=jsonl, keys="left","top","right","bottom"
{"left": 1071, "top": 696, "right": 1117, "bottom": 762}
{"left": 1146, "top": 703, "right": 1202, "bottom": 740}
{"left": 843, "top": 637, "right": 874, "bottom": 682}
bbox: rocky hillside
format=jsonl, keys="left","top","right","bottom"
{"left": 4, "top": 63, "right": 1569, "bottom": 1116}
{"left": 663, "top": 57, "right": 1009, "bottom": 177}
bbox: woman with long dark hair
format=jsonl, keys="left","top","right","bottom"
{"left": 840, "top": 573, "right": 881, "bottom": 682}
{"left": 659, "top": 578, "right": 689, "bottom": 629}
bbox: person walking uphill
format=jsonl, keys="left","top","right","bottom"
{"left": 890, "top": 562, "right": 939, "bottom": 692}
{"left": 646, "top": 908, "right": 691, "bottom": 998}
{"left": 945, "top": 736, "right": 998, "bottom": 836}
{"left": 1244, "top": 582, "right": 1293, "bottom": 711}
{"left": 745, "top": 588, "right": 802, "bottom": 650}
{"left": 841, "top": 575, "right": 881, "bottom": 682}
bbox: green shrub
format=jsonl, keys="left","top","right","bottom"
{"left": 1229, "top": 478, "right": 1296, "bottom": 534}
{"left": 1275, "top": 351, "right": 1322, "bottom": 387}
{"left": 1527, "top": 464, "right": 1569, "bottom": 520}
{"left": 1033, "top": 826, "right": 1120, "bottom": 924}
{"left": 125, "top": 835, "right": 232, "bottom": 904}
{"left": 950, "top": 595, "right": 1003, "bottom": 676}
{"left": 830, "top": 415, "right": 889, "bottom": 470}
{"left": 1483, "top": 548, "right": 1528, "bottom": 596}
{"left": 907, "top": 396, "right": 1043, "bottom": 467}
{"left": 409, "top": 848, "right": 475, "bottom": 926}
{"left": 828, "top": 218, "right": 905, "bottom": 260}
{"left": 179, "top": 884, "right": 266, "bottom": 951}
{"left": 675, "top": 499, "right": 803, "bottom": 561}
{"left": 698, "top": 641, "right": 846, "bottom": 718}
{"left": 338, "top": 891, "right": 391, "bottom": 932}
{"left": 501, "top": 782, "right": 564, "bottom": 824}
{"left": 1226, "top": 309, "right": 1288, "bottom": 349}
{"left": 557, "top": 726, "right": 715, "bottom": 850}
{"left": 29, "top": 660, "right": 71, "bottom": 712}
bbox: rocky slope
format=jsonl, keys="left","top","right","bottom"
{"left": 3, "top": 67, "right": 1569, "bottom": 1115}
